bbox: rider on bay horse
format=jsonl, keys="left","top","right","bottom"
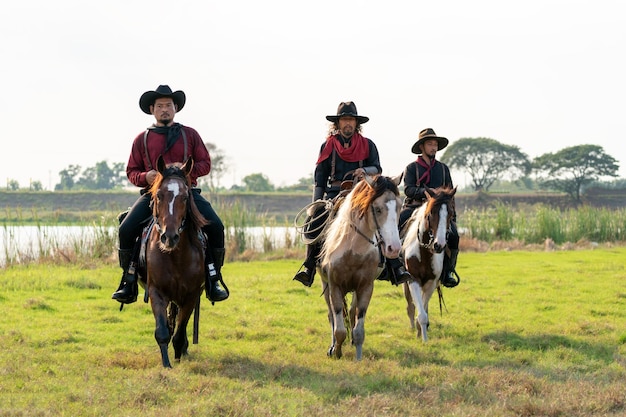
{"left": 113, "top": 85, "right": 229, "bottom": 305}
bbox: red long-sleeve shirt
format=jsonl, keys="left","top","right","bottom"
{"left": 126, "top": 125, "right": 211, "bottom": 187}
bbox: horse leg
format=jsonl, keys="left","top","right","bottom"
{"left": 403, "top": 282, "right": 416, "bottom": 329}
{"left": 150, "top": 290, "right": 172, "bottom": 368}
{"left": 323, "top": 281, "right": 336, "bottom": 356}
{"left": 329, "top": 285, "right": 347, "bottom": 359}
{"left": 172, "top": 303, "right": 195, "bottom": 361}
{"left": 352, "top": 284, "right": 374, "bottom": 361}
{"left": 407, "top": 281, "right": 429, "bottom": 342}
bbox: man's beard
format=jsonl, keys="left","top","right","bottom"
{"left": 158, "top": 116, "right": 172, "bottom": 125}
{"left": 340, "top": 126, "right": 354, "bottom": 138}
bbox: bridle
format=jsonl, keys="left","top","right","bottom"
{"left": 153, "top": 174, "right": 189, "bottom": 236}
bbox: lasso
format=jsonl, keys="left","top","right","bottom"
{"left": 293, "top": 199, "right": 336, "bottom": 245}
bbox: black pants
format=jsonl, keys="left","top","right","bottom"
{"left": 399, "top": 206, "right": 459, "bottom": 250}
{"left": 119, "top": 189, "right": 224, "bottom": 251}
{"left": 302, "top": 204, "right": 329, "bottom": 265}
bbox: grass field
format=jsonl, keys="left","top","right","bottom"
{"left": 1, "top": 248, "right": 626, "bottom": 416}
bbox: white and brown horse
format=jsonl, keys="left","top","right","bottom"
{"left": 318, "top": 174, "right": 403, "bottom": 360}
{"left": 402, "top": 186, "right": 456, "bottom": 342}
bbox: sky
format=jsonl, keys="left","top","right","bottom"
{"left": 2, "top": 0, "right": 625, "bottom": 190}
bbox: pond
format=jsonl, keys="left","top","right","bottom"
{"left": 0, "top": 225, "right": 300, "bottom": 265}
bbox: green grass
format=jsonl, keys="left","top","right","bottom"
{"left": 1, "top": 249, "right": 626, "bottom": 416}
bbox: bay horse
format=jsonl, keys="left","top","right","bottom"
{"left": 139, "top": 156, "right": 207, "bottom": 368}
{"left": 318, "top": 174, "right": 403, "bottom": 360}
{"left": 402, "top": 186, "right": 456, "bottom": 342}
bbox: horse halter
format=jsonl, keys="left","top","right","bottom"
{"left": 419, "top": 207, "right": 449, "bottom": 253}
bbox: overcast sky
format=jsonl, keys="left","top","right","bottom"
{"left": 2, "top": 0, "right": 625, "bottom": 190}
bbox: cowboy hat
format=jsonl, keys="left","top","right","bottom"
{"left": 139, "top": 85, "right": 186, "bottom": 114}
{"left": 325, "top": 101, "right": 369, "bottom": 124}
{"left": 411, "top": 128, "right": 449, "bottom": 154}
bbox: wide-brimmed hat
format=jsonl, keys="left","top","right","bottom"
{"left": 139, "top": 85, "right": 186, "bottom": 114}
{"left": 411, "top": 128, "right": 449, "bottom": 154}
{"left": 326, "top": 101, "right": 369, "bottom": 124}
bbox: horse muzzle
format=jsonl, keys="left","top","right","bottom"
{"left": 433, "top": 243, "right": 446, "bottom": 254}
{"left": 159, "top": 229, "right": 180, "bottom": 249}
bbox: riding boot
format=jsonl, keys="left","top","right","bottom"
{"left": 387, "top": 256, "right": 413, "bottom": 286}
{"left": 441, "top": 248, "right": 460, "bottom": 288}
{"left": 112, "top": 248, "right": 138, "bottom": 304}
{"left": 293, "top": 244, "right": 317, "bottom": 287}
{"left": 206, "top": 247, "right": 229, "bottom": 302}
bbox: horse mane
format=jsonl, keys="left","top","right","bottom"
{"left": 322, "top": 175, "right": 400, "bottom": 258}
{"left": 350, "top": 176, "right": 400, "bottom": 219}
{"left": 149, "top": 163, "right": 208, "bottom": 247}
{"left": 423, "top": 186, "right": 456, "bottom": 215}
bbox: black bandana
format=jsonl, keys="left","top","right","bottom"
{"left": 148, "top": 123, "right": 182, "bottom": 154}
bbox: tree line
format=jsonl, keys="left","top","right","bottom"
{"left": 440, "top": 139, "right": 620, "bottom": 202}
{"left": 5, "top": 139, "right": 623, "bottom": 202}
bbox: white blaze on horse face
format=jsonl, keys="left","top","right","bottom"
{"left": 166, "top": 181, "right": 181, "bottom": 215}
{"left": 435, "top": 204, "right": 449, "bottom": 248}
{"left": 380, "top": 198, "right": 402, "bottom": 258}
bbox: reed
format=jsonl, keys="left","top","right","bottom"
{"left": 3, "top": 204, "right": 625, "bottom": 267}
{"left": 460, "top": 204, "right": 626, "bottom": 245}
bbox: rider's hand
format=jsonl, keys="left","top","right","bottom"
{"left": 146, "top": 170, "right": 158, "bottom": 185}
{"left": 353, "top": 168, "right": 365, "bottom": 181}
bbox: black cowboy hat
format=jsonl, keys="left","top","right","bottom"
{"left": 139, "top": 85, "right": 186, "bottom": 115}
{"left": 325, "top": 101, "right": 369, "bottom": 124}
{"left": 411, "top": 128, "right": 449, "bottom": 154}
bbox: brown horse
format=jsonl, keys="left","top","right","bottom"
{"left": 402, "top": 186, "right": 456, "bottom": 342}
{"left": 318, "top": 174, "right": 403, "bottom": 360}
{"left": 139, "top": 156, "right": 207, "bottom": 367}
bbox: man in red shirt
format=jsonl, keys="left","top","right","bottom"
{"left": 112, "top": 85, "right": 229, "bottom": 305}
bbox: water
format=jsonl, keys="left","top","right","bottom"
{"left": 0, "top": 225, "right": 300, "bottom": 265}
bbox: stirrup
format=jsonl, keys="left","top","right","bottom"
{"left": 112, "top": 281, "right": 138, "bottom": 304}
{"left": 293, "top": 268, "right": 314, "bottom": 287}
{"left": 442, "top": 270, "right": 460, "bottom": 288}
{"left": 392, "top": 268, "right": 412, "bottom": 286}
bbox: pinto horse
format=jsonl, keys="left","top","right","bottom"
{"left": 402, "top": 186, "right": 456, "bottom": 342}
{"left": 318, "top": 174, "right": 403, "bottom": 360}
{"left": 139, "top": 156, "right": 208, "bottom": 368}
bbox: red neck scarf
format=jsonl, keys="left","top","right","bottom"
{"left": 417, "top": 155, "right": 436, "bottom": 185}
{"left": 316, "top": 133, "right": 370, "bottom": 164}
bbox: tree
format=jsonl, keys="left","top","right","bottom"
{"left": 56, "top": 161, "right": 127, "bottom": 190}
{"left": 533, "top": 144, "right": 619, "bottom": 203}
{"left": 30, "top": 180, "right": 43, "bottom": 191}
{"left": 55, "top": 165, "right": 82, "bottom": 190}
{"left": 203, "top": 142, "right": 229, "bottom": 192}
{"left": 6, "top": 179, "right": 19, "bottom": 191}
{"left": 440, "top": 137, "right": 531, "bottom": 191}
{"left": 242, "top": 173, "right": 274, "bottom": 192}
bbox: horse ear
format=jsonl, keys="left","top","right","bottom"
{"left": 182, "top": 157, "right": 194, "bottom": 176}
{"left": 450, "top": 186, "right": 457, "bottom": 196}
{"left": 157, "top": 155, "right": 166, "bottom": 173}
{"left": 364, "top": 174, "right": 375, "bottom": 188}
{"left": 424, "top": 185, "right": 435, "bottom": 199}
{"left": 392, "top": 172, "right": 403, "bottom": 186}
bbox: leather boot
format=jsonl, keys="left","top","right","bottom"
{"left": 112, "top": 248, "right": 138, "bottom": 304}
{"left": 293, "top": 260, "right": 316, "bottom": 287}
{"left": 387, "top": 256, "right": 412, "bottom": 286}
{"left": 293, "top": 244, "right": 317, "bottom": 287}
{"left": 441, "top": 249, "right": 460, "bottom": 288}
{"left": 206, "top": 248, "right": 229, "bottom": 302}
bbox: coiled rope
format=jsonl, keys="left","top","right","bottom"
{"left": 293, "top": 199, "right": 335, "bottom": 245}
